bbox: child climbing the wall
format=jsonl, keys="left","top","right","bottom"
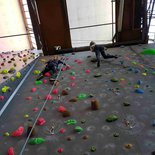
{"left": 37, "top": 55, "right": 68, "bottom": 81}
{"left": 90, "top": 41, "right": 118, "bottom": 67}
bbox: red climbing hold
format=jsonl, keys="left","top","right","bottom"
{"left": 70, "top": 76, "right": 75, "bottom": 80}
{"left": 0, "top": 96, "right": 4, "bottom": 100}
{"left": 45, "top": 94, "right": 52, "bottom": 100}
{"left": 61, "top": 68, "right": 66, "bottom": 71}
{"left": 43, "top": 79, "right": 47, "bottom": 84}
{"left": 59, "top": 128, "right": 65, "bottom": 133}
{"left": 44, "top": 72, "right": 51, "bottom": 77}
{"left": 31, "top": 88, "right": 36, "bottom": 92}
{"left": 52, "top": 89, "right": 58, "bottom": 95}
{"left": 7, "top": 147, "right": 15, "bottom": 155}
{"left": 11, "top": 126, "right": 24, "bottom": 137}
{"left": 58, "top": 106, "right": 66, "bottom": 113}
{"left": 66, "top": 65, "right": 71, "bottom": 70}
{"left": 57, "top": 148, "right": 64, "bottom": 153}
{"left": 37, "top": 118, "right": 46, "bottom": 125}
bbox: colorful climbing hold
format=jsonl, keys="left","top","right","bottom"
{"left": 77, "top": 93, "right": 87, "bottom": 100}
{"left": 75, "top": 126, "right": 83, "bottom": 132}
{"left": 140, "top": 48, "right": 155, "bottom": 55}
{"left": 7, "top": 147, "right": 15, "bottom": 155}
{"left": 0, "top": 95, "right": 4, "bottom": 100}
{"left": 90, "top": 146, "right": 96, "bottom": 152}
{"left": 70, "top": 76, "right": 76, "bottom": 80}
{"left": 64, "top": 119, "right": 77, "bottom": 125}
{"left": 45, "top": 94, "right": 52, "bottom": 100}
{"left": 111, "top": 78, "right": 118, "bottom": 82}
{"left": 106, "top": 114, "right": 118, "bottom": 122}
{"left": 35, "top": 80, "right": 43, "bottom": 85}
{"left": 52, "top": 89, "right": 58, "bottom": 95}
{"left": 31, "top": 88, "right": 36, "bottom": 92}
{"left": 3, "top": 132, "right": 10, "bottom": 136}
{"left": 57, "top": 148, "right": 64, "bottom": 153}
{"left": 94, "top": 73, "right": 102, "bottom": 77}
{"left": 33, "top": 70, "right": 41, "bottom": 75}
{"left": 11, "top": 126, "right": 24, "bottom": 137}
{"left": 37, "top": 118, "right": 46, "bottom": 126}
{"left": 135, "top": 89, "right": 144, "bottom": 94}
{"left": 28, "top": 137, "right": 45, "bottom": 145}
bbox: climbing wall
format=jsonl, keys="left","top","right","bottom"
{"left": 0, "top": 44, "right": 155, "bottom": 155}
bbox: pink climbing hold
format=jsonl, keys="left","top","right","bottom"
{"left": 44, "top": 72, "right": 51, "bottom": 77}
{"left": 0, "top": 95, "right": 4, "bottom": 100}
{"left": 61, "top": 68, "right": 66, "bottom": 71}
{"left": 52, "top": 89, "right": 58, "bottom": 95}
{"left": 43, "top": 79, "right": 47, "bottom": 84}
{"left": 77, "top": 60, "right": 82, "bottom": 64}
{"left": 71, "top": 82, "right": 76, "bottom": 87}
{"left": 45, "top": 94, "right": 52, "bottom": 100}
{"left": 70, "top": 76, "right": 75, "bottom": 80}
{"left": 7, "top": 147, "right": 15, "bottom": 155}
{"left": 33, "top": 108, "right": 39, "bottom": 112}
{"left": 11, "top": 126, "right": 24, "bottom": 137}
{"left": 37, "top": 117, "right": 46, "bottom": 125}
{"left": 58, "top": 106, "right": 66, "bottom": 113}
{"left": 57, "top": 148, "right": 64, "bottom": 153}
{"left": 59, "top": 128, "right": 65, "bottom": 133}
{"left": 85, "top": 69, "right": 91, "bottom": 73}
{"left": 66, "top": 65, "right": 71, "bottom": 70}
{"left": 26, "top": 96, "right": 32, "bottom": 100}
{"left": 31, "top": 88, "right": 36, "bottom": 92}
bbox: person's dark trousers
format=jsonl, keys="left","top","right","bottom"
{"left": 95, "top": 51, "right": 101, "bottom": 67}
{"left": 101, "top": 50, "right": 116, "bottom": 59}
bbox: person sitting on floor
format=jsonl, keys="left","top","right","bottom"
{"left": 89, "top": 41, "right": 118, "bottom": 67}
{"left": 37, "top": 55, "right": 68, "bottom": 81}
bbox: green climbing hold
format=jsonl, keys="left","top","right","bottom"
{"left": 77, "top": 93, "right": 87, "bottom": 100}
{"left": 111, "top": 78, "right": 118, "bottom": 82}
{"left": 1, "top": 69, "right": 8, "bottom": 74}
{"left": 140, "top": 49, "right": 155, "bottom": 55}
{"left": 70, "top": 71, "right": 76, "bottom": 75}
{"left": 75, "top": 126, "right": 83, "bottom": 132}
{"left": 106, "top": 114, "right": 118, "bottom": 122}
{"left": 10, "top": 77, "right": 15, "bottom": 82}
{"left": 3, "top": 132, "right": 10, "bottom": 136}
{"left": 90, "top": 146, "right": 96, "bottom": 152}
{"left": 33, "top": 70, "right": 41, "bottom": 75}
{"left": 28, "top": 137, "right": 45, "bottom": 145}
{"left": 51, "top": 100, "right": 57, "bottom": 104}
{"left": 35, "top": 80, "right": 43, "bottom": 85}
{"left": 152, "top": 71, "right": 155, "bottom": 75}
{"left": 1, "top": 86, "right": 10, "bottom": 93}
{"left": 16, "top": 72, "right": 21, "bottom": 78}
{"left": 64, "top": 119, "right": 77, "bottom": 125}
{"left": 94, "top": 73, "right": 102, "bottom": 77}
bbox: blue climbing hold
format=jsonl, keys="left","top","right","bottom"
{"left": 137, "top": 80, "right": 142, "bottom": 85}
{"left": 135, "top": 89, "right": 144, "bottom": 94}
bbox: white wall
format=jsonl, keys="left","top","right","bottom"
{"left": 66, "top": 0, "right": 115, "bottom": 47}
{"left": 0, "top": 0, "right": 30, "bottom": 52}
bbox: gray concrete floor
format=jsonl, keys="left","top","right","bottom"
{"left": 0, "top": 44, "right": 155, "bottom": 155}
